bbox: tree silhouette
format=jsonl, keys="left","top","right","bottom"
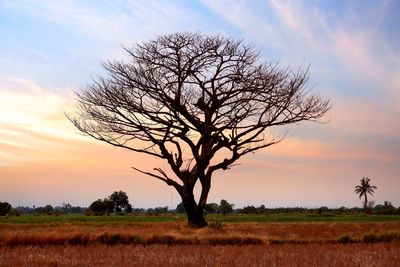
{"left": 218, "top": 199, "right": 234, "bottom": 214}
{"left": 355, "top": 177, "right": 377, "bottom": 209}
{"left": 88, "top": 191, "right": 132, "bottom": 215}
{"left": 89, "top": 199, "right": 110, "bottom": 215}
{"left": 69, "top": 32, "right": 330, "bottom": 227}
{"left": 109, "top": 191, "right": 132, "bottom": 214}
{"left": 0, "top": 202, "right": 11, "bottom": 216}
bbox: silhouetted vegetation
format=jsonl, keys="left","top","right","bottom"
{"left": 0, "top": 202, "right": 11, "bottom": 216}
{"left": 355, "top": 177, "right": 377, "bottom": 210}
{"left": 88, "top": 199, "right": 112, "bottom": 216}
{"left": 12, "top": 205, "right": 83, "bottom": 215}
{"left": 176, "top": 202, "right": 185, "bottom": 213}
{"left": 109, "top": 191, "right": 132, "bottom": 214}
{"left": 204, "top": 203, "right": 219, "bottom": 214}
{"left": 1, "top": 198, "right": 399, "bottom": 217}
{"left": 218, "top": 199, "right": 234, "bottom": 215}
{"left": 87, "top": 191, "right": 132, "bottom": 216}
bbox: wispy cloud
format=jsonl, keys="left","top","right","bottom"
{"left": 0, "top": 78, "right": 80, "bottom": 164}
{"left": 200, "top": 0, "right": 281, "bottom": 47}
{"left": 269, "top": 0, "right": 400, "bottom": 96}
{"left": 4, "top": 0, "right": 206, "bottom": 45}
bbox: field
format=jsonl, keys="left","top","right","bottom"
{"left": 0, "top": 214, "right": 399, "bottom": 266}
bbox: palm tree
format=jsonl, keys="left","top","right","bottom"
{"left": 355, "top": 177, "right": 377, "bottom": 209}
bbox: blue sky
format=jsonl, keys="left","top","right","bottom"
{"left": 0, "top": 0, "right": 399, "bottom": 208}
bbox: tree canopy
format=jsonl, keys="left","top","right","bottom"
{"left": 355, "top": 177, "right": 377, "bottom": 209}
{"left": 0, "top": 202, "right": 11, "bottom": 216}
{"left": 70, "top": 32, "right": 330, "bottom": 227}
{"left": 88, "top": 191, "right": 132, "bottom": 215}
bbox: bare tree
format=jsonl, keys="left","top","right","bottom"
{"left": 69, "top": 32, "right": 330, "bottom": 227}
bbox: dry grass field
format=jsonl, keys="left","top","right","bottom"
{"left": 1, "top": 243, "right": 399, "bottom": 267}
{"left": 0, "top": 219, "right": 399, "bottom": 266}
{"left": 0, "top": 221, "right": 399, "bottom": 246}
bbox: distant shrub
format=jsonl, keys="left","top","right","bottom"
{"left": 49, "top": 209, "right": 66, "bottom": 216}
{"left": 204, "top": 203, "right": 218, "bottom": 214}
{"left": 176, "top": 202, "right": 185, "bottom": 213}
{"left": 88, "top": 191, "right": 132, "bottom": 215}
{"left": 88, "top": 199, "right": 111, "bottom": 216}
{"left": 337, "top": 234, "right": 353, "bottom": 244}
{"left": 317, "top": 207, "right": 329, "bottom": 214}
{"left": 153, "top": 206, "right": 169, "bottom": 214}
{"left": 241, "top": 205, "right": 259, "bottom": 214}
{"left": 218, "top": 199, "right": 234, "bottom": 215}
{"left": 0, "top": 202, "right": 12, "bottom": 216}
{"left": 363, "top": 232, "right": 400, "bottom": 243}
{"left": 34, "top": 205, "right": 54, "bottom": 215}
{"left": 8, "top": 209, "right": 21, "bottom": 216}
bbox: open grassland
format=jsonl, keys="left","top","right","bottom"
{"left": 0, "top": 219, "right": 399, "bottom": 246}
{"left": 1, "top": 243, "right": 399, "bottom": 267}
{"left": 0, "top": 215, "right": 399, "bottom": 266}
{"left": 1, "top": 213, "right": 400, "bottom": 224}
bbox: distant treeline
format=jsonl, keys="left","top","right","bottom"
{"left": 1, "top": 200, "right": 399, "bottom": 216}
{"left": 2, "top": 203, "right": 83, "bottom": 216}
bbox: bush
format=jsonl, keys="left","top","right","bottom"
{"left": 204, "top": 203, "right": 218, "bottom": 214}
{"left": 109, "top": 191, "right": 131, "bottom": 214}
{"left": 88, "top": 191, "right": 132, "bottom": 215}
{"left": 88, "top": 199, "right": 109, "bottom": 215}
{"left": 0, "top": 202, "right": 12, "bottom": 216}
{"left": 218, "top": 199, "right": 234, "bottom": 214}
{"left": 34, "top": 205, "right": 54, "bottom": 215}
{"left": 241, "top": 206, "right": 258, "bottom": 214}
{"left": 153, "top": 206, "right": 169, "bottom": 214}
{"left": 362, "top": 232, "right": 400, "bottom": 243}
{"left": 176, "top": 202, "right": 185, "bottom": 213}
{"left": 8, "top": 209, "right": 21, "bottom": 216}
{"left": 337, "top": 234, "right": 353, "bottom": 244}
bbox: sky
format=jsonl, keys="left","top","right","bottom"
{"left": 0, "top": 0, "right": 399, "bottom": 209}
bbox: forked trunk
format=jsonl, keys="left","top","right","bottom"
{"left": 181, "top": 192, "right": 207, "bottom": 228}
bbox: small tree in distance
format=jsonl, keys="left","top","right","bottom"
{"left": 88, "top": 199, "right": 109, "bottom": 215}
{"left": 88, "top": 191, "right": 132, "bottom": 215}
{"left": 218, "top": 199, "right": 234, "bottom": 214}
{"left": 204, "top": 203, "right": 219, "bottom": 214}
{"left": 109, "top": 191, "right": 132, "bottom": 214}
{"left": 0, "top": 202, "right": 12, "bottom": 216}
{"left": 69, "top": 32, "right": 330, "bottom": 227}
{"left": 355, "top": 177, "right": 377, "bottom": 210}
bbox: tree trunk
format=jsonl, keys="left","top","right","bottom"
{"left": 364, "top": 194, "right": 368, "bottom": 210}
{"left": 180, "top": 191, "right": 207, "bottom": 228}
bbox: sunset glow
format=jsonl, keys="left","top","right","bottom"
{"left": 0, "top": 1, "right": 399, "bottom": 208}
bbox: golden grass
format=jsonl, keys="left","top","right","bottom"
{"left": 0, "top": 243, "right": 399, "bottom": 267}
{"left": 1, "top": 222, "right": 399, "bottom": 246}
{"left": 1, "top": 222, "right": 399, "bottom": 266}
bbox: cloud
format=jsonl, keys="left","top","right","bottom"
{"left": 268, "top": 0, "right": 332, "bottom": 49}
{"left": 200, "top": 0, "right": 281, "bottom": 47}
{"left": 0, "top": 78, "right": 81, "bottom": 164}
{"left": 4, "top": 0, "right": 206, "bottom": 46}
